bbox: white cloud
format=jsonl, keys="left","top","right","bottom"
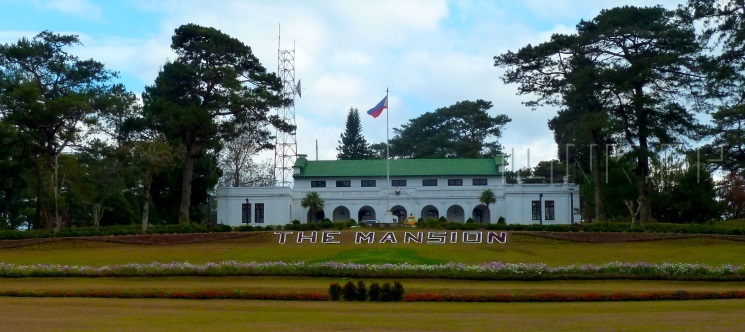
{"left": 35, "top": 0, "right": 102, "bottom": 20}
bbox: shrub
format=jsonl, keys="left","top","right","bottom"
{"left": 342, "top": 281, "right": 357, "bottom": 301}
{"left": 425, "top": 218, "right": 441, "bottom": 229}
{"left": 392, "top": 280, "right": 405, "bottom": 301}
{"left": 368, "top": 283, "right": 381, "bottom": 301}
{"left": 333, "top": 221, "right": 347, "bottom": 230}
{"left": 292, "top": 220, "right": 301, "bottom": 225}
{"left": 320, "top": 220, "right": 333, "bottom": 229}
{"left": 328, "top": 283, "right": 342, "bottom": 301}
{"left": 466, "top": 218, "right": 475, "bottom": 224}
{"left": 346, "top": 220, "right": 357, "bottom": 228}
{"left": 438, "top": 216, "right": 447, "bottom": 223}
{"left": 356, "top": 280, "right": 368, "bottom": 301}
{"left": 379, "top": 282, "right": 393, "bottom": 302}
{"left": 497, "top": 217, "right": 506, "bottom": 225}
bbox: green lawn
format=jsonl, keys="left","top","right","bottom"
{"left": 1, "top": 233, "right": 744, "bottom": 266}
{"left": 1, "top": 297, "right": 744, "bottom": 331}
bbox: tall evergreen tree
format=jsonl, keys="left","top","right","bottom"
{"left": 142, "top": 24, "right": 292, "bottom": 224}
{"left": 496, "top": 6, "right": 706, "bottom": 224}
{"left": 337, "top": 108, "right": 372, "bottom": 160}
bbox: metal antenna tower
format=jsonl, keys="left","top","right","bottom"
{"left": 273, "top": 26, "right": 300, "bottom": 187}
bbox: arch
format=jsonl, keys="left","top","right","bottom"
{"left": 358, "top": 206, "right": 376, "bottom": 221}
{"left": 307, "top": 209, "right": 325, "bottom": 223}
{"left": 421, "top": 205, "right": 439, "bottom": 220}
{"left": 332, "top": 206, "right": 351, "bottom": 222}
{"left": 472, "top": 204, "right": 491, "bottom": 223}
{"left": 446, "top": 205, "right": 465, "bottom": 223}
{"left": 391, "top": 205, "right": 407, "bottom": 223}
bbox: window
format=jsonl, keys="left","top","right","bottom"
{"left": 336, "top": 180, "right": 351, "bottom": 187}
{"left": 242, "top": 203, "right": 251, "bottom": 224}
{"left": 545, "top": 201, "right": 555, "bottom": 220}
{"left": 361, "top": 180, "right": 376, "bottom": 187}
{"left": 391, "top": 179, "right": 407, "bottom": 187}
{"left": 254, "top": 203, "right": 264, "bottom": 223}
{"left": 311, "top": 181, "right": 326, "bottom": 188}
{"left": 531, "top": 201, "right": 541, "bottom": 221}
{"left": 448, "top": 179, "right": 463, "bottom": 186}
{"left": 473, "top": 178, "right": 488, "bottom": 186}
{"left": 423, "top": 179, "right": 437, "bottom": 186}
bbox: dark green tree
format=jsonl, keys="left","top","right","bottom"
{"left": 369, "top": 142, "right": 388, "bottom": 160}
{"left": 142, "top": 24, "right": 293, "bottom": 224}
{"left": 0, "top": 31, "right": 131, "bottom": 229}
{"left": 337, "top": 108, "right": 373, "bottom": 160}
{"left": 497, "top": 6, "right": 705, "bottom": 224}
{"left": 389, "top": 100, "right": 510, "bottom": 159}
{"left": 479, "top": 189, "right": 496, "bottom": 209}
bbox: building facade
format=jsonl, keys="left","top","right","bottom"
{"left": 216, "top": 154, "right": 580, "bottom": 226}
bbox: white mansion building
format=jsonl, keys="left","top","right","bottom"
{"left": 216, "top": 154, "right": 579, "bottom": 226}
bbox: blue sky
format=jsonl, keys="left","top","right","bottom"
{"left": 0, "top": 0, "right": 684, "bottom": 166}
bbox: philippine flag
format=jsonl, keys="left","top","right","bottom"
{"left": 366, "top": 95, "right": 388, "bottom": 118}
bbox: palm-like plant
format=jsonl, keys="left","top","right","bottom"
{"left": 479, "top": 189, "right": 496, "bottom": 208}
{"left": 301, "top": 191, "right": 325, "bottom": 223}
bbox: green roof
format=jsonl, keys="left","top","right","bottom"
{"left": 293, "top": 156, "right": 507, "bottom": 178}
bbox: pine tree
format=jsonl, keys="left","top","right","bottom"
{"left": 337, "top": 108, "right": 372, "bottom": 160}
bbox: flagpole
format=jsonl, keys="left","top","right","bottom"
{"left": 385, "top": 88, "right": 390, "bottom": 220}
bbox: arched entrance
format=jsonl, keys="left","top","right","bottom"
{"left": 472, "top": 204, "right": 490, "bottom": 223}
{"left": 421, "top": 205, "right": 439, "bottom": 220}
{"left": 332, "top": 206, "right": 351, "bottom": 222}
{"left": 358, "top": 206, "right": 376, "bottom": 221}
{"left": 307, "top": 209, "right": 325, "bottom": 223}
{"left": 391, "top": 205, "right": 407, "bottom": 223}
{"left": 446, "top": 205, "right": 465, "bottom": 223}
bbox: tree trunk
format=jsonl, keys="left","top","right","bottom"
{"left": 178, "top": 152, "right": 196, "bottom": 224}
{"left": 142, "top": 173, "right": 152, "bottom": 233}
{"left": 591, "top": 134, "right": 605, "bottom": 221}
{"left": 635, "top": 86, "right": 651, "bottom": 224}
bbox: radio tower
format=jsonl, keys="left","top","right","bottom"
{"left": 273, "top": 27, "right": 300, "bottom": 187}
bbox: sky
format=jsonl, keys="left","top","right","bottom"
{"left": 0, "top": 0, "right": 685, "bottom": 169}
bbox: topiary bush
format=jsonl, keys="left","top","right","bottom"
{"left": 356, "top": 280, "right": 368, "bottom": 301}
{"left": 328, "top": 283, "right": 342, "bottom": 301}
{"left": 368, "top": 283, "right": 381, "bottom": 301}
{"left": 392, "top": 280, "right": 405, "bottom": 301}
{"left": 379, "top": 282, "right": 393, "bottom": 302}
{"left": 342, "top": 281, "right": 357, "bottom": 301}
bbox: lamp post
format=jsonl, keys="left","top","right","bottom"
{"left": 569, "top": 188, "right": 575, "bottom": 225}
{"left": 539, "top": 193, "right": 543, "bottom": 225}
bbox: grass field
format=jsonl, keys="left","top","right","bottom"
{"left": 1, "top": 297, "right": 745, "bottom": 331}
{"left": 2, "top": 232, "right": 745, "bottom": 266}
{"left": 2, "top": 231, "right": 745, "bottom": 330}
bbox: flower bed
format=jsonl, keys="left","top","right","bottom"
{"left": 1, "top": 261, "right": 745, "bottom": 280}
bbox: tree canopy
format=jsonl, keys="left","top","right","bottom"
{"left": 389, "top": 100, "right": 510, "bottom": 159}
{"left": 141, "top": 24, "right": 293, "bottom": 224}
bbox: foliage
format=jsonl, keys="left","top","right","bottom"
{"left": 300, "top": 192, "right": 324, "bottom": 223}
{"left": 479, "top": 189, "right": 496, "bottom": 208}
{"left": 356, "top": 280, "right": 368, "bottom": 301}
{"left": 328, "top": 282, "right": 342, "bottom": 301}
{"left": 341, "top": 281, "right": 357, "bottom": 301}
{"left": 389, "top": 100, "right": 511, "bottom": 158}
{"left": 3, "top": 260, "right": 745, "bottom": 281}
{"left": 0, "top": 31, "right": 133, "bottom": 229}
{"left": 496, "top": 6, "right": 706, "bottom": 224}
{"left": 141, "top": 24, "right": 292, "bottom": 224}
{"left": 337, "top": 108, "right": 373, "bottom": 160}
{"left": 368, "top": 283, "right": 381, "bottom": 301}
